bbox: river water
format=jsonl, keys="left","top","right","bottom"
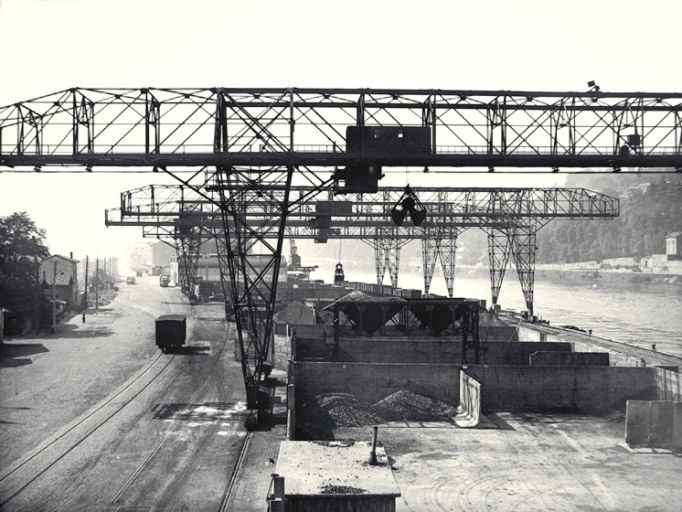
{"left": 318, "top": 266, "right": 682, "bottom": 358}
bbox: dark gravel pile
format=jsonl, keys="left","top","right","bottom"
{"left": 301, "top": 393, "right": 385, "bottom": 427}
{"left": 301, "top": 390, "right": 456, "bottom": 428}
{"left": 372, "top": 390, "right": 457, "bottom": 422}
{"left": 320, "top": 484, "right": 368, "bottom": 495}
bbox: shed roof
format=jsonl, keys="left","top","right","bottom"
{"left": 43, "top": 254, "right": 79, "bottom": 264}
{"left": 274, "top": 301, "right": 316, "bottom": 325}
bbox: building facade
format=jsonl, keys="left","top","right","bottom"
{"left": 40, "top": 254, "right": 79, "bottom": 308}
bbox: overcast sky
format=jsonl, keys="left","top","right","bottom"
{"left": 0, "top": 0, "right": 680, "bottom": 262}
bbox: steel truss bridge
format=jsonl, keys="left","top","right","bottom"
{"left": 105, "top": 183, "right": 618, "bottom": 315}
{"left": 1, "top": 86, "right": 677, "bottom": 409}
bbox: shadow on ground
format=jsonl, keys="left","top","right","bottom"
{"left": 0, "top": 358, "right": 33, "bottom": 368}
{"left": 0, "top": 343, "right": 49, "bottom": 368}
{"left": 0, "top": 343, "right": 49, "bottom": 358}
{"left": 152, "top": 401, "right": 247, "bottom": 421}
{"left": 49, "top": 324, "right": 114, "bottom": 339}
{"left": 165, "top": 345, "right": 210, "bottom": 356}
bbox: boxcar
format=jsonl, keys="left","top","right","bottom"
{"left": 155, "top": 314, "right": 186, "bottom": 352}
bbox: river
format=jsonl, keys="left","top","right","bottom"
{"left": 311, "top": 265, "right": 682, "bottom": 358}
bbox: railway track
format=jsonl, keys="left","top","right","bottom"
{"left": 0, "top": 349, "right": 172, "bottom": 507}
{"left": 218, "top": 430, "right": 253, "bottom": 512}
{"left": 0, "top": 353, "right": 168, "bottom": 486}
{"left": 0, "top": 311, "right": 249, "bottom": 512}
{"left": 110, "top": 334, "right": 232, "bottom": 507}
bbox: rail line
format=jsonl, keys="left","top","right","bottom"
{"left": 0, "top": 349, "right": 166, "bottom": 484}
{"left": 0, "top": 350, "right": 176, "bottom": 508}
{"left": 110, "top": 332, "right": 231, "bottom": 506}
{"left": 218, "top": 430, "right": 253, "bottom": 512}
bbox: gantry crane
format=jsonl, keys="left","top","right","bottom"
{"left": 105, "top": 183, "right": 619, "bottom": 315}
{"left": 1, "top": 86, "right": 678, "bottom": 408}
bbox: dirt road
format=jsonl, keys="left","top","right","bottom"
{"left": 0, "top": 277, "right": 247, "bottom": 511}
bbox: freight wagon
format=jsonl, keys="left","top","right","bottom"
{"left": 155, "top": 314, "right": 186, "bottom": 352}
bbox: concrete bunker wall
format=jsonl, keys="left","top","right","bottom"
{"left": 465, "top": 365, "right": 659, "bottom": 413}
{"left": 295, "top": 338, "right": 572, "bottom": 365}
{"left": 293, "top": 362, "right": 460, "bottom": 408}
{"left": 517, "top": 324, "right": 657, "bottom": 367}
{"left": 291, "top": 362, "right": 661, "bottom": 418}
{"left": 457, "top": 371, "right": 481, "bottom": 427}
{"left": 529, "top": 351, "right": 610, "bottom": 366}
{"left": 657, "top": 368, "right": 682, "bottom": 401}
{"left": 625, "top": 400, "right": 682, "bottom": 450}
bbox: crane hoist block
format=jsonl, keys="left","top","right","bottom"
{"left": 345, "top": 126, "right": 431, "bottom": 153}
{"left": 333, "top": 162, "right": 382, "bottom": 193}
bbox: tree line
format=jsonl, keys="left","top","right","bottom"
{"left": 536, "top": 173, "right": 682, "bottom": 263}
{"left": 0, "top": 212, "right": 51, "bottom": 331}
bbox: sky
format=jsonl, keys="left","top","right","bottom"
{"left": 0, "top": 0, "right": 680, "bottom": 263}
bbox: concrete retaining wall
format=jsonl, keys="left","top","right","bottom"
{"left": 529, "top": 351, "right": 610, "bottom": 366}
{"left": 295, "top": 338, "right": 571, "bottom": 365}
{"left": 286, "top": 496, "right": 397, "bottom": 512}
{"left": 465, "top": 365, "right": 658, "bottom": 413}
{"left": 479, "top": 325, "right": 518, "bottom": 341}
{"left": 293, "top": 362, "right": 460, "bottom": 407}
{"left": 293, "top": 324, "right": 326, "bottom": 340}
{"left": 292, "top": 362, "right": 661, "bottom": 417}
{"left": 456, "top": 371, "right": 481, "bottom": 427}
{"left": 274, "top": 332, "right": 290, "bottom": 370}
{"left": 568, "top": 338, "right": 646, "bottom": 367}
{"left": 657, "top": 368, "right": 682, "bottom": 401}
{"left": 625, "top": 400, "right": 682, "bottom": 450}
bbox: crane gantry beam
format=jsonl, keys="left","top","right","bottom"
{"left": 106, "top": 183, "right": 618, "bottom": 311}
{"left": 1, "top": 87, "right": 680, "bottom": 170}
{"left": 113, "top": 183, "right": 619, "bottom": 221}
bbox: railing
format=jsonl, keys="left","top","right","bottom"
{"left": 1, "top": 142, "right": 679, "bottom": 157}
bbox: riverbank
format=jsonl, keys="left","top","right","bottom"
{"left": 535, "top": 268, "right": 682, "bottom": 285}
{"left": 457, "top": 265, "right": 682, "bottom": 286}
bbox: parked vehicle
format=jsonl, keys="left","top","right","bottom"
{"left": 126, "top": 276, "right": 136, "bottom": 285}
{"left": 155, "top": 314, "right": 186, "bottom": 352}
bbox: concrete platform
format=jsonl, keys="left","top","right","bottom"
{"left": 275, "top": 440, "right": 400, "bottom": 510}
{"left": 334, "top": 413, "right": 682, "bottom": 511}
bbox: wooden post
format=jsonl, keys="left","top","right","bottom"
{"left": 51, "top": 259, "right": 57, "bottom": 333}
{"left": 369, "top": 425, "right": 378, "bottom": 465}
{"left": 95, "top": 257, "right": 99, "bottom": 310}
{"left": 83, "top": 255, "right": 89, "bottom": 309}
{"left": 269, "top": 474, "right": 285, "bottom": 512}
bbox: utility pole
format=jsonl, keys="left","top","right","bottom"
{"left": 95, "top": 257, "right": 99, "bottom": 310}
{"left": 83, "top": 255, "right": 89, "bottom": 309}
{"left": 52, "top": 259, "right": 57, "bottom": 333}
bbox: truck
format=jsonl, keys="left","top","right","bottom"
{"left": 159, "top": 274, "right": 170, "bottom": 287}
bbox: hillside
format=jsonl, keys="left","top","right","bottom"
{"left": 536, "top": 172, "right": 682, "bottom": 263}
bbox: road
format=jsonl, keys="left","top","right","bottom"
{"left": 0, "top": 277, "right": 247, "bottom": 511}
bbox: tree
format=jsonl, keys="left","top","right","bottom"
{"left": 0, "top": 212, "right": 50, "bottom": 322}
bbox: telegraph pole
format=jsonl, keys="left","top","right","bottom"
{"left": 51, "top": 259, "right": 57, "bottom": 333}
{"left": 95, "top": 257, "right": 99, "bottom": 310}
{"left": 83, "top": 255, "right": 89, "bottom": 308}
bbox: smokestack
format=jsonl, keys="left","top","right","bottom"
{"left": 70, "top": 252, "right": 73, "bottom": 260}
